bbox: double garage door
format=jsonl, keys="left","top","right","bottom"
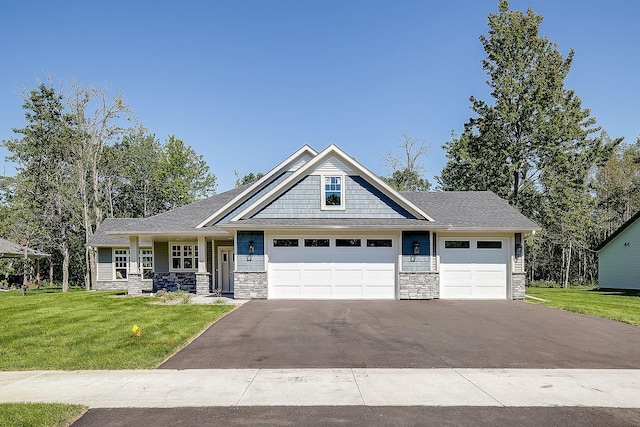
{"left": 439, "top": 237, "right": 508, "bottom": 299}
{"left": 268, "top": 236, "right": 396, "bottom": 299}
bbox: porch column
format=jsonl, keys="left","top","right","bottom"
{"left": 128, "top": 236, "right": 142, "bottom": 295}
{"left": 195, "top": 236, "right": 211, "bottom": 294}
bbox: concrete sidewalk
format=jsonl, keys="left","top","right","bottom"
{"left": 1, "top": 368, "right": 639, "bottom": 408}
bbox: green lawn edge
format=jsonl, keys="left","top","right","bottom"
{"left": 0, "top": 403, "right": 87, "bottom": 427}
{"left": 0, "top": 290, "right": 236, "bottom": 370}
{"left": 525, "top": 287, "right": 640, "bottom": 326}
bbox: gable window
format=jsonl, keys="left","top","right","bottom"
{"left": 322, "top": 176, "right": 344, "bottom": 209}
{"left": 114, "top": 249, "right": 129, "bottom": 280}
{"left": 171, "top": 243, "right": 198, "bottom": 271}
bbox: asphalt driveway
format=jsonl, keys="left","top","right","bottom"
{"left": 160, "top": 300, "right": 640, "bottom": 369}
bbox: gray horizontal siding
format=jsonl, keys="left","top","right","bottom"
{"left": 154, "top": 242, "right": 169, "bottom": 273}
{"left": 97, "top": 248, "right": 113, "bottom": 280}
{"left": 255, "top": 175, "right": 414, "bottom": 219}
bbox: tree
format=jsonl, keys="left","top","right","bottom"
{"left": 234, "top": 171, "right": 264, "bottom": 188}
{"left": 383, "top": 133, "right": 431, "bottom": 191}
{"left": 437, "top": 0, "right": 620, "bottom": 286}
{"left": 2, "top": 84, "right": 78, "bottom": 291}
{"left": 65, "top": 81, "right": 134, "bottom": 290}
{"left": 158, "top": 136, "right": 217, "bottom": 209}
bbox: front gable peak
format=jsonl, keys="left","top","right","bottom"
{"left": 228, "top": 144, "right": 434, "bottom": 222}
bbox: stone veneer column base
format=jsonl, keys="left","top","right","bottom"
{"left": 399, "top": 272, "right": 439, "bottom": 300}
{"left": 195, "top": 273, "right": 211, "bottom": 295}
{"left": 512, "top": 273, "right": 526, "bottom": 300}
{"left": 128, "top": 273, "right": 143, "bottom": 295}
{"left": 234, "top": 271, "right": 268, "bottom": 299}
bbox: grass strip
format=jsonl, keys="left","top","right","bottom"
{"left": 0, "top": 403, "right": 87, "bottom": 427}
{"left": 526, "top": 287, "right": 640, "bottom": 326}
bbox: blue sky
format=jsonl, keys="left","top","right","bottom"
{"left": 1, "top": 1, "right": 638, "bottom": 191}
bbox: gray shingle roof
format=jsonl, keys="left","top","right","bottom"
{"left": 402, "top": 191, "right": 540, "bottom": 230}
{"left": 0, "top": 237, "right": 49, "bottom": 258}
{"left": 114, "top": 186, "right": 248, "bottom": 234}
{"left": 88, "top": 218, "right": 153, "bottom": 247}
{"left": 93, "top": 186, "right": 538, "bottom": 239}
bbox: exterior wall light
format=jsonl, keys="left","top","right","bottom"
{"left": 248, "top": 240, "right": 255, "bottom": 261}
{"left": 515, "top": 242, "right": 523, "bottom": 257}
{"left": 411, "top": 241, "right": 419, "bottom": 262}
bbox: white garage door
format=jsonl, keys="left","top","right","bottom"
{"left": 268, "top": 237, "right": 396, "bottom": 299}
{"left": 440, "top": 238, "right": 508, "bottom": 299}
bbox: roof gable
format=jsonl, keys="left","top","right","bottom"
{"left": 197, "top": 145, "right": 317, "bottom": 228}
{"left": 228, "top": 144, "right": 434, "bottom": 222}
{"left": 596, "top": 210, "right": 640, "bottom": 251}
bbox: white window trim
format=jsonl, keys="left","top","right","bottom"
{"left": 140, "top": 249, "right": 154, "bottom": 280}
{"left": 169, "top": 242, "right": 198, "bottom": 272}
{"left": 113, "top": 249, "right": 129, "bottom": 281}
{"left": 321, "top": 174, "right": 346, "bottom": 211}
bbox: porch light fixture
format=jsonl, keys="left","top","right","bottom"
{"left": 248, "top": 240, "right": 255, "bottom": 261}
{"left": 411, "top": 241, "right": 420, "bottom": 262}
{"left": 515, "top": 242, "right": 523, "bottom": 257}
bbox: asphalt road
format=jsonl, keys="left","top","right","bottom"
{"left": 160, "top": 300, "right": 640, "bottom": 369}
{"left": 72, "top": 406, "right": 640, "bottom": 427}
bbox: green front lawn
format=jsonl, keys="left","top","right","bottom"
{"left": 526, "top": 287, "right": 640, "bottom": 326}
{"left": 0, "top": 403, "right": 86, "bottom": 427}
{"left": 0, "top": 290, "right": 235, "bottom": 370}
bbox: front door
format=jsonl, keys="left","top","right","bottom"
{"left": 219, "top": 246, "right": 234, "bottom": 293}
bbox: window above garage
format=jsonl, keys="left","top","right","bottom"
{"left": 322, "top": 175, "right": 345, "bottom": 210}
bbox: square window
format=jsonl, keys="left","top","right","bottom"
{"left": 173, "top": 258, "right": 181, "bottom": 269}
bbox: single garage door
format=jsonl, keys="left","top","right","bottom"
{"left": 439, "top": 237, "right": 508, "bottom": 299}
{"left": 268, "top": 237, "right": 396, "bottom": 299}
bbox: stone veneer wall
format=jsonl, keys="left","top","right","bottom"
{"left": 399, "top": 272, "right": 439, "bottom": 300}
{"left": 152, "top": 272, "right": 197, "bottom": 293}
{"left": 96, "top": 280, "right": 152, "bottom": 292}
{"left": 511, "top": 273, "right": 526, "bottom": 300}
{"left": 128, "top": 273, "right": 143, "bottom": 295}
{"left": 234, "top": 271, "right": 267, "bottom": 299}
{"left": 195, "top": 273, "right": 212, "bottom": 295}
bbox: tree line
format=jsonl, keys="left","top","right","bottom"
{"left": 0, "top": 82, "right": 216, "bottom": 291}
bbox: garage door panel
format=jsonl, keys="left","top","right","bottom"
{"left": 268, "top": 237, "right": 396, "bottom": 299}
{"left": 440, "top": 238, "right": 508, "bottom": 299}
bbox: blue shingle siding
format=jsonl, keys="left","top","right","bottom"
{"left": 254, "top": 175, "right": 415, "bottom": 219}
{"left": 401, "top": 231, "right": 431, "bottom": 272}
{"left": 236, "top": 231, "right": 264, "bottom": 271}
{"left": 215, "top": 171, "right": 292, "bottom": 225}
{"left": 154, "top": 242, "right": 169, "bottom": 273}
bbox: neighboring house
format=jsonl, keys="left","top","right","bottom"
{"left": 87, "top": 144, "right": 539, "bottom": 300}
{"left": 596, "top": 210, "right": 640, "bottom": 290}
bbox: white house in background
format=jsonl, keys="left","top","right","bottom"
{"left": 597, "top": 210, "right": 640, "bottom": 290}
{"left": 87, "top": 144, "right": 540, "bottom": 300}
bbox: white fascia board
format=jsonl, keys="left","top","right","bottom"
{"left": 218, "top": 223, "right": 450, "bottom": 231}
{"left": 195, "top": 145, "right": 318, "bottom": 228}
{"left": 228, "top": 143, "right": 434, "bottom": 222}
{"left": 438, "top": 227, "right": 541, "bottom": 233}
